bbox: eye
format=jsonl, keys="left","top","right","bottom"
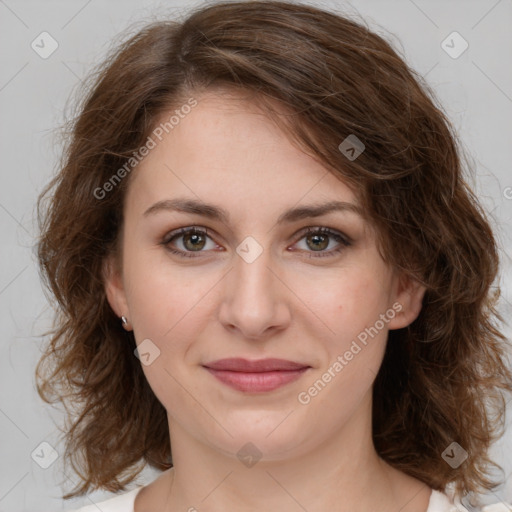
{"left": 162, "top": 227, "right": 219, "bottom": 258}
{"left": 162, "top": 225, "right": 351, "bottom": 259}
{"left": 291, "top": 227, "right": 351, "bottom": 258}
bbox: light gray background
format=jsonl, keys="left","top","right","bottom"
{"left": 1, "top": 0, "right": 511, "bottom": 510}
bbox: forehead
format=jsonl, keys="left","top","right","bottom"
{"left": 152, "top": 90, "right": 316, "bottom": 169}
{"left": 125, "top": 90, "right": 364, "bottom": 224}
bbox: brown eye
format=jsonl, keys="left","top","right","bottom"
{"left": 293, "top": 227, "right": 351, "bottom": 258}
{"left": 162, "top": 227, "right": 217, "bottom": 258}
{"left": 182, "top": 231, "right": 207, "bottom": 251}
{"left": 305, "top": 232, "right": 329, "bottom": 251}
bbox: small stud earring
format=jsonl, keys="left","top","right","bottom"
{"left": 121, "top": 316, "right": 130, "bottom": 330}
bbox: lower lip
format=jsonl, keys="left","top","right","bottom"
{"left": 204, "top": 367, "right": 309, "bottom": 392}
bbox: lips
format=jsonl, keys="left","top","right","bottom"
{"left": 202, "top": 358, "right": 311, "bottom": 392}
{"left": 203, "top": 358, "right": 309, "bottom": 372}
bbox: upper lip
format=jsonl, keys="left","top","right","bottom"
{"left": 203, "top": 358, "right": 310, "bottom": 372}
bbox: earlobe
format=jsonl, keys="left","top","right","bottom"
{"left": 387, "top": 273, "right": 427, "bottom": 330}
{"left": 102, "top": 254, "right": 129, "bottom": 319}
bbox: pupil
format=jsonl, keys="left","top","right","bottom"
{"left": 185, "top": 232, "right": 205, "bottom": 251}
{"left": 308, "top": 234, "right": 328, "bottom": 251}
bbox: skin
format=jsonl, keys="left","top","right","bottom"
{"left": 104, "top": 88, "right": 429, "bottom": 512}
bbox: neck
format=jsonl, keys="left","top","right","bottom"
{"left": 152, "top": 389, "right": 431, "bottom": 512}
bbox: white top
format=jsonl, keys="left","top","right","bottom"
{"left": 66, "top": 485, "right": 509, "bottom": 512}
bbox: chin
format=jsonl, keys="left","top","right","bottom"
{"left": 206, "top": 417, "right": 314, "bottom": 463}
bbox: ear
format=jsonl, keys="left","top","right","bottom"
{"left": 102, "top": 253, "right": 129, "bottom": 319}
{"left": 387, "top": 271, "right": 426, "bottom": 330}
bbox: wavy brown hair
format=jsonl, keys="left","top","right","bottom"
{"left": 35, "top": 0, "right": 512, "bottom": 502}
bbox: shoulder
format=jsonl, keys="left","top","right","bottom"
{"left": 64, "top": 486, "right": 144, "bottom": 512}
{"left": 427, "top": 485, "right": 511, "bottom": 512}
{"left": 427, "top": 488, "right": 465, "bottom": 512}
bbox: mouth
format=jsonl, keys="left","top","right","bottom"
{"left": 202, "top": 358, "right": 311, "bottom": 392}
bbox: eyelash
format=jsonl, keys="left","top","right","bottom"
{"left": 161, "top": 226, "right": 352, "bottom": 259}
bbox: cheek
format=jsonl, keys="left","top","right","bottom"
{"left": 123, "top": 254, "right": 207, "bottom": 409}
{"left": 302, "top": 265, "right": 392, "bottom": 338}
{"left": 124, "top": 248, "right": 207, "bottom": 333}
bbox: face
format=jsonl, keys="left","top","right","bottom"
{"left": 105, "top": 89, "right": 425, "bottom": 462}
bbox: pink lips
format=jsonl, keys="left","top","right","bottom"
{"left": 203, "top": 358, "right": 310, "bottom": 392}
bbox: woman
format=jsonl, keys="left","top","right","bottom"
{"left": 35, "top": 1, "right": 512, "bottom": 511}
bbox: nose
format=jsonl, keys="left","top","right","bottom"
{"left": 217, "top": 241, "right": 291, "bottom": 340}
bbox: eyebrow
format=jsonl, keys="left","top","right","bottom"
{"left": 143, "top": 197, "right": 364, "bottom": 225}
